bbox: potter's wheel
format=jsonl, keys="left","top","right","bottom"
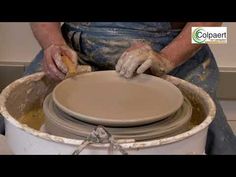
{"left": 43, "top": 71, "right": 193, "bottom": 141}
{"left": 44, "top": 94, "right": 192, "bottom": 141}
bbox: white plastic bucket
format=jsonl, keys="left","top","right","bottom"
{"left": 0, "top": 72, "right": 216, "bottom": 154}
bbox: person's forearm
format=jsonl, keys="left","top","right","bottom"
{"left": 161, "top": 22, "right": 222, "bottom": 67}
{"left": 30, "top": 22, "right": 66, "bottom": 49}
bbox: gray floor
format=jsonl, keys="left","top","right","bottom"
{"left": 220, "top": 100, "right": 236, "bottom": 135}
{"left": 0, "top": 135, "right": 12, "bottom": 154}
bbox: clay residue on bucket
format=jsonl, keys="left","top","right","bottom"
{"left": 14, "top": 77, "right": 206, "bottom": 138}
{"left": 190, "top": 99, "right": 205, "bottom": 125}
{"left": 186, "top": 97, "right": 206, "bottom": 129}
{"left": 4, "top": 74, "right": 56, "bottom": 123}
{"left": 164, "top": 75, "right": 209, "bottom": 129}
{"left": 1, "top": 74, "right": 57, "bottom": 133}
{"left": 18, "top": 106, "right": 45, "bottom": 130}
{"left": 181, "top": 89, "right": 206, "bottom": 130}
{"left": 17, "top": 95, "right": 206, "bottom": 139}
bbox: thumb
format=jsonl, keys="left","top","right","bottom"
{"left": 52, "top": 52, "right": 68, "bottom": 74}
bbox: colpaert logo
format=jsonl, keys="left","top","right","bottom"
{"left": 192, "top": 27, "right": 227, "bottom": 44}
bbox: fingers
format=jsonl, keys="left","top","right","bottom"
{"left": 60, "top": 45, "right": 78, "bottom": 65}
{"left": 43, "top": 44, "right": 79, "bottom": 81}
{"left": 116, "top": 48, "right": 148, "bottom": 78}
{"left": 115, "top": 50, "right": 129, "bottom": 72}
{"left": 43, "top": 56, "right": 61, "bottom": 80}
{"left": 44, "top": 47, "right": 65, "bottom": 80}
{"left": 51, "top": 47, "right": 68, "bottom": 74}
{"left": 115, "top": 42, "right": 145, "bottom": 72}
{"left": 123, "top": 60, "right": 141, "bottom": 78}
{"left": 42, "top": 57, "right": 50, "bottom": 76}
{"left": 121, "top": 55, "right": 143, "bottom": 78}
{"left": 116, "top": 41, "right": 155, "bottom": 79}
{"left": 136, "top": 59, "right": 152, "bottom": 74}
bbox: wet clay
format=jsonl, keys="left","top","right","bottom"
{"left": 15, "top": 79, "right": 206, "bottom": 139}
{"left": 43, "top": 94, "right": 192, "bottom": 141}
{"left": 5, "top": 74, "right": 57, "bottom": 119}
{"left": 18, "top": 107, "right": 45, "bottom": 130}
{"left": 14, "top": 72, "right": 206, "bottom": 139}
{"left": 53, "top": 71, "right": 183, "bottom": 127}
{"left": 17, "top": 92, "right": 205, "bottom": 141}
{"left": 187, "top": 96, "right": 206, "bottom": 129}
{"left": 181, "top": 89, "right": 206, "bottom": 130}
{"left": 16, "top": 99, "right": 204, "bottom": 140}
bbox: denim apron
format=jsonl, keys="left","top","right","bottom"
{"left": 23, "top": 22, "right": 236, "bottom": 154}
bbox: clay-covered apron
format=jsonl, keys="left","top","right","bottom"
{"left": 23, "top": 22, "right": 236, "bottom": 154}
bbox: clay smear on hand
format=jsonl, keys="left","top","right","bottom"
{"left": 61, "top": 55, "right": 78, "bottom": 78}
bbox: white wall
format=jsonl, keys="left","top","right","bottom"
{"left": 0, "top": 22, "right": 41, "bottom": 63}
{"left": 0, "top": 22, "right": 235, "bottom": 68}
{"left": 209, "top": 22, "right": 236, "bottom": 68}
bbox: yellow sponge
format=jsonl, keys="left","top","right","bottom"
{"left": 61, "top": 55, "right": 77, "bottom": 78}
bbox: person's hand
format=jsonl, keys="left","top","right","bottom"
{"left": 43, "top": 44, "right": 78, "bottom": 80}
{"left": 115, "top": 42, "right": 175, "bottom": 78}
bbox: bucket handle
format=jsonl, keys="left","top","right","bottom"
{"left": 72, "top": 125, "right": 128, "bottom": 155}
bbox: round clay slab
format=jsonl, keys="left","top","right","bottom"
{"left": 52, "top": 71, "right": 184, "bottom": 127}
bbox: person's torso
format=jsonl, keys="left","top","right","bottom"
{"left": 66, "top": 22, "right": 172, "bottom": 32}
{"left": 63, "top": 22, "right": 181, "bottom": 70}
